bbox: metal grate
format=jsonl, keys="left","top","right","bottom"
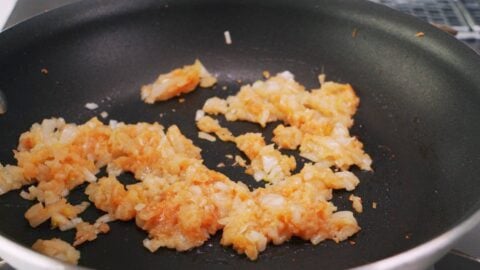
{"left": 459, "top": 0, "right": 480, "bottom": 31}
{"left": 371, "top": 0, "right": 480, "bottom": 39}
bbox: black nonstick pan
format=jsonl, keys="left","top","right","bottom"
{"left": 0, "top": 0, "right": 479, "bottom": 269}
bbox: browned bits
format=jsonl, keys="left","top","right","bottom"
{"left": 415, "top": 32, "right": 425, "bottom": 38}
{"left": 352, "top": 28, "right": 358, "bottom": 38}
{"left": 262, "top": 70, "right": 271, "bottom": 79}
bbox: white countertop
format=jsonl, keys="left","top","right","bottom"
{"left": 0, "top": 0, "right": 17, "bottom": 30}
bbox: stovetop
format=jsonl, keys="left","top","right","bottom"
{"left": 0, "top": 0, "right": 479, "bottom": 269}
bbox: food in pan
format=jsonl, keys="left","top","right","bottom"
{"left": 140, "top": 59, "right": 217, "bottom": 104}
{"left": 0, "top": 117, "right": 361, "bottom": 263}
{"left": 32, "top": 238, "right": 80, "bottom": 265}
{"left": 0, "top": 63, "right": 371, "bottom": 264}
{"left": 197, "top": 71, "right": 371, "bottom": 179}
{"left": 195, "top": 116, "right": 297, "bottom": 183}
{"left": 349, "top": 194, "right": 363, "bottom": 213}
{"left": 234, "top": 132, "right": 297, "bottom": 183}
{"left": 202, "top": 71, "right": 371, "bottom": 170}
{"left": 196, "top": 115, "right": 235, "bottom": 142}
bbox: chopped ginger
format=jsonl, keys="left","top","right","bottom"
{"left": 141, "top": 60, "right": 216, "bottom": 103}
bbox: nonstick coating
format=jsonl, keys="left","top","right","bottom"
{"left": 0, "top": 0, "right": 480, "bottom": 269}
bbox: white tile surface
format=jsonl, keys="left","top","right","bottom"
{"left": 0, "top": 0, "right": 17, "bottom": 30}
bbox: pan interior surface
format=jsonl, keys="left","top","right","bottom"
{"left": 0, "top": 0, "right": 479, "bottom": 269}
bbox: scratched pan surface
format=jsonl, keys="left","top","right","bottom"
{"left": 0, "top": 0, "right": 480, "bottom": 269}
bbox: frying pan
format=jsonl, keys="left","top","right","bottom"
{"left": 0, "top": 0, "right": 479, "bottom": 269}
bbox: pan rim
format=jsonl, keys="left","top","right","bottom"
{"left": 352, "top": 208, "right": 480, "bottom": 269}
{"left": 0, "top": 0, "right": 479, "bottom": 269}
